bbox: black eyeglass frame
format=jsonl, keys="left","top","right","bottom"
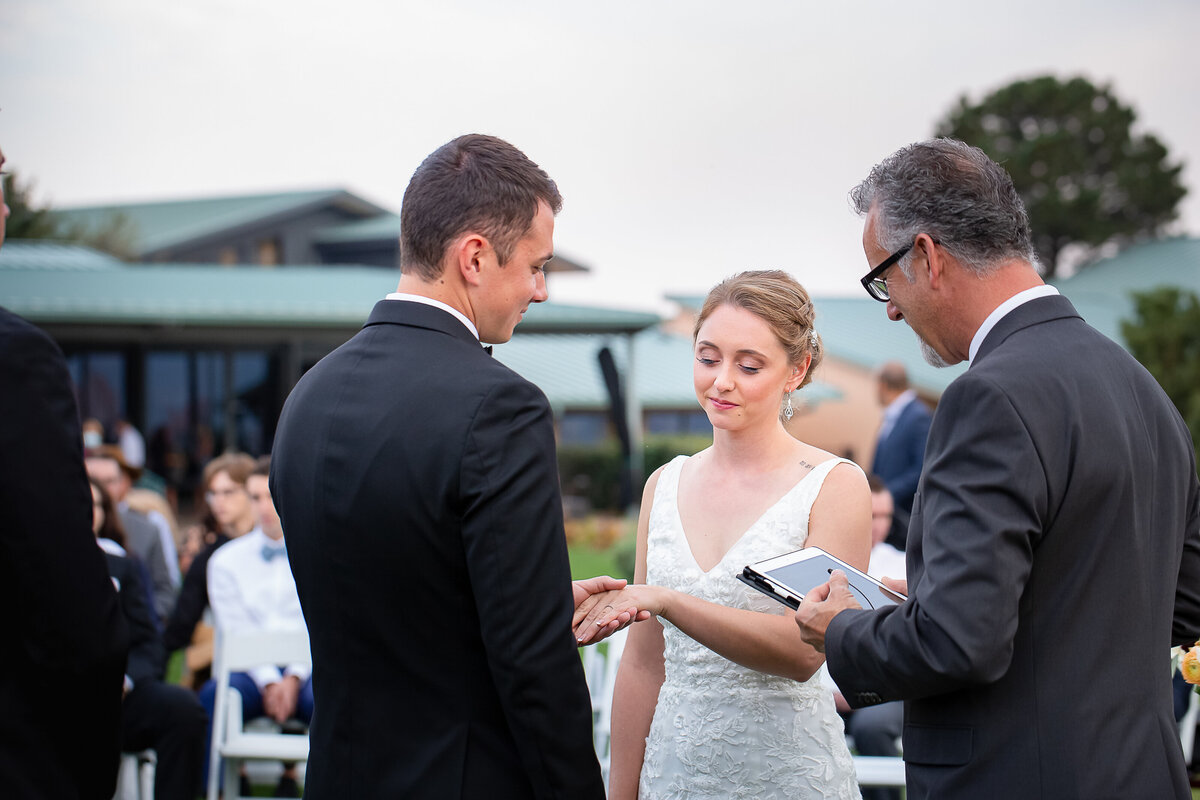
{"left": 860, "top": 243, "right": 912, "bottom": 302}
{"left": 859, "top": 236, "right": 940, "bottom": 302}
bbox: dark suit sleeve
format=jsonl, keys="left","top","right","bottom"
{"left": 458, "top": 378, "right": 605, "bottom": 799}
{"left": 163, "top": 547, "right": 211, "bottom": 653}
{"left": 110, "top": 555, "right": 166, "bottom": 685}
{"left": 885, "top": 404, "right": 932, "bottom": 507}
{"left": 0, "top": 309, "right": 128, "bottom": 796}
{"left": 828, "top": 374, "right": 1043, "bottom": 704}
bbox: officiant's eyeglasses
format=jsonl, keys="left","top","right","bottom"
{"left": 860, "top": 237, "right": 941, "bottom": 302}
{"left": 860, "top": 243, "right": 912, "bottom": 302}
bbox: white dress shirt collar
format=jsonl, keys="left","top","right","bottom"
{"left": 968, "top": 284, "right": 1060, "bottom": 364}
{"left": 385, "top": 292, "right": 479, "bottom": 341}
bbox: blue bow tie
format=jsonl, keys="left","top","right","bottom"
{"left": 261, "top": 544, "right": 286, "bottom": 562}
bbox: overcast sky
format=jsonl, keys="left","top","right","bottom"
{"left": 3, "top": 0, "right": 1197, "bottom": 312}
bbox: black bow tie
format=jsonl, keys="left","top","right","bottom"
{"left": 483, "top": 346, "right": 493, "bottom": 356}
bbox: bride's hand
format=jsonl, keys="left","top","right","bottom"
{"left": 574, "top": 585, "right": 661, "bottom": 646}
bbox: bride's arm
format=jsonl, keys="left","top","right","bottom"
{"left": 596, "top": 462, "right": 872, "bottom": 683}
{"left": 609, "top": 469, "right": 666, "bottom": 800}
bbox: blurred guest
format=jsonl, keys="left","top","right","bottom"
{"left": 0, "top": 141, "right": 128, "bottom": 799}
{"left": 91, "top": 479, "right": 207, "bottom": 800}
{"left": 162, "top": 452, "right": 256, "bottom": 686}
{"left": 200, "top": 457, "right": 311, "bottom": 797}
{"left": 117, "top": 418, "right": 146, "bottom": 469}
{"left": 125, "top": 485, "right": 184, "bottom": 579}
{"left": 869, "top": 361, "right": 930, "bottom": 549}
{"left": 86, "top": 445, "right": 178, "bottom": 620}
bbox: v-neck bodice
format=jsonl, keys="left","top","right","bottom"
{"left": 670, "top": 454, "right": 843, "bottom": 575}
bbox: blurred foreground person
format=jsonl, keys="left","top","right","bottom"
{"left": 0, "top": 143, "right": 128, "bottom": 799}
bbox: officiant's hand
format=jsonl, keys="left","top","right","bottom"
{"left": 794, "top": 570, "right": 861, "bottom": 654}
{"left": 574, "top": 584, "right": 660, "bottom": 646}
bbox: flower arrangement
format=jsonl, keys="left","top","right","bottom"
{"left": 1178, "top": 642, "right": 1200, "bottom": 686}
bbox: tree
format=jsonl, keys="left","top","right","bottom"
{"left": 1, "top": 170, "right": 138, "bottom": 259}
{"left": 935, "top": 75, "right": 1187, "bottom": 278}
{"left": 3, "top": 171, "right": 61, "bottom": 239}
{"left": 1121, "top": 287, "right": 1200, "bottom": 463}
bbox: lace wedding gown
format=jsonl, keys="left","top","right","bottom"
{"left": 638, "top": 455, "right": 862, "bottom": 800}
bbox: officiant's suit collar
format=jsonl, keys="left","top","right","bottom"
{"left": 972, "top": 294, "right": 1082, "bottom": 366}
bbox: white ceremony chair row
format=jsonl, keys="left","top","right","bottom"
{"left": 206, "top": 629, "right": 312, "bottom": 800}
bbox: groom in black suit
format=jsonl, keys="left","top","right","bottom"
{"left": 272, "top": 134, "right": 613, "bottom": 798}
{"left": 797, "top": 139, "right": 1200, "bottom": 798}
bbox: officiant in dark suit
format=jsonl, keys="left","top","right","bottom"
{"left": 272, "top": 134, "right": 616, "bottom": 798}
{"left": 796, "top": 138, "right": 1200, "bottom": 799}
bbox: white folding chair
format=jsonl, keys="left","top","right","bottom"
{"left": 581, "top": 626, "right": 628, "bottom": 789}
{"left": 113, "top": 749, "right": 155, "bottom": 800}
{"left": 1180, "top": 685, "right": 1200, "bottom": 764}
{"left": 206, "top": 629, "right": 312, "bottom": 800}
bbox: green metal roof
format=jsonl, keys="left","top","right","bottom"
{"left": 313, "top": 213, "right": 402, "bottom": 244}
{"left": 53, "top": 188, "right": 386, "bottom": 256}
{"left": 1052, "top": 237, "right": 1200, "bottom": 348}
{"left": 0, "top": 241, "right": 656, "bottom": 333}
{"left": 493, "top": 330, "right": 840, "bottom": 411}
{"left": 0, "top": 240, "right": 122, "bottom": 271}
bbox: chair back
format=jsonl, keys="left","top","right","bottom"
{"left": 206, "top": 628, "right": 311, "bottom": 800}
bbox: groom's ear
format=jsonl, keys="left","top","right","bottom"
{"left": 452, "top": 232, "right": 492, "bottom": 287}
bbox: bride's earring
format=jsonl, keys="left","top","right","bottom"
{"left": 783, "top": 391, "right": 795, "bottom": 422}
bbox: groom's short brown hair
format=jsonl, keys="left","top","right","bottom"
{"left": 399, "top": 134, "right": 562, "bottom": 281}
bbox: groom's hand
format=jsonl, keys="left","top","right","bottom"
{"left": 572, "top": 575, "right": 626, "bottom": 608}
{"left": 794, "top": 570, "right": 861, "bottom": 654}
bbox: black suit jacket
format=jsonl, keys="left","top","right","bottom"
{"left": 272, "top": 300, "right": 604, "bottom": 799}
{"left": 0, "top": 307, "right": 128, "bottom": 799}
{"left": 105, "top": 553, "right": 165, "bottom": 685}
{"left": 827, "top": 296, "right": 1200, "bottom": 799}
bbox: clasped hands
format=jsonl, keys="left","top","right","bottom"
{"left": 571, "top": 576, "right": 660, "bottom": 646}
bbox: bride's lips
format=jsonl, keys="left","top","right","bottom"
{"left": 709, "top": 397, "right": 737, "bottom": 410}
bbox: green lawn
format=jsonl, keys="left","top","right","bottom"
{"left": 568, "top": 543, "right": 626, "bottom": 582}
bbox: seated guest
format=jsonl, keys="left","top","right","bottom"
{"left": 87, "top": 445, "right": 178, "bottom": 621}
{"left": 163, "top": 452, "right": 257, "bottom": 685}
{"left": 125, "top": 485, "right": 184, "bottom": 583}
{"left": 91, "top": 478, "right": 207, "bottom": 800}
{"left": 200, "top": 456, "right": 311, "bottom": 798}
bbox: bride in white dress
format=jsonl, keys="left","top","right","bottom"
{"left": 595, "top": 271, "right": 871, "bottom": 800}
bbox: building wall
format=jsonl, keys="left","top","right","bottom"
{"left": 787, "top": 358, "right": 880, "bottom": 469}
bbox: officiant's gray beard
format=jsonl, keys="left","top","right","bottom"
{"left": 918, "top": 336, "right": 951, "bottom": 369}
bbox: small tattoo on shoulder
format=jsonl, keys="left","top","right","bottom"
{"left": 798, "top": 460, "right": 815, "bottom": 471}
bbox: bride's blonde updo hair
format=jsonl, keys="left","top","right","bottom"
{"left": 693, "top": 269, "right": 823, "bottom": 390}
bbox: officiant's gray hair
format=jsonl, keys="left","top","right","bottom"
{"left": 849, "top": 138, "right": 1035, "bottom": 277}
{"left": 399, "top": 134, "right": 562, "bottom": 281}
{"left": 694, "top": 270, "right": 822, "bottom": 390}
